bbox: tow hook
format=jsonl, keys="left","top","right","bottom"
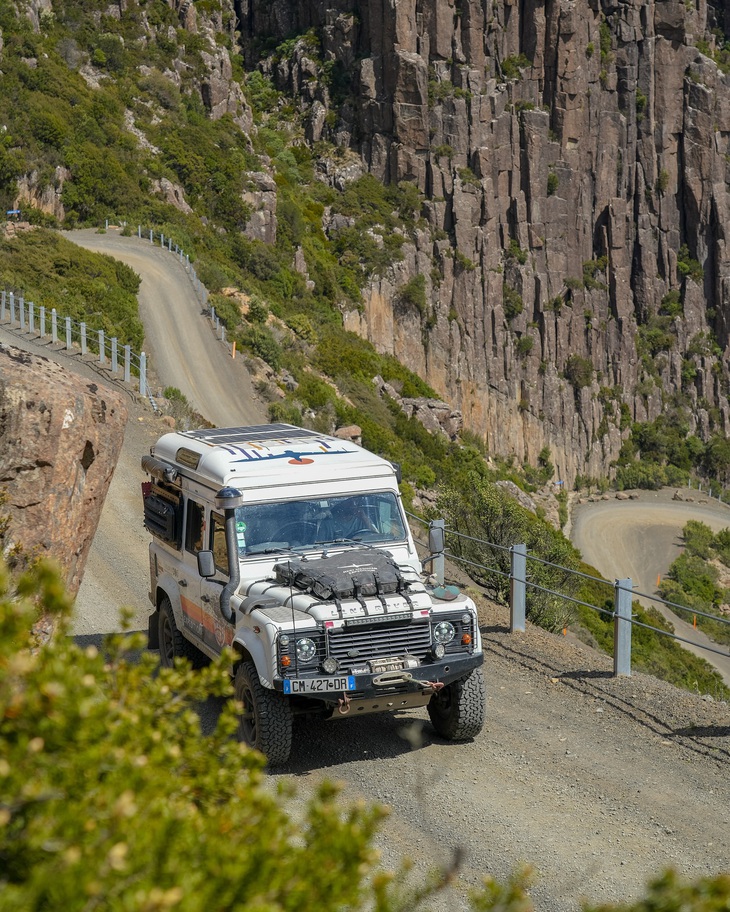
{"left": 337, "top": 693, "right": 351, "bottom": 715}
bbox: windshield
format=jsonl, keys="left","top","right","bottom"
{"left": 234, "top": 492, "right": 407, "bottom": 555}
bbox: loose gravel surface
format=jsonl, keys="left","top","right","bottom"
{"left": 3, "top": 233, "right": 728, "bottom": 911}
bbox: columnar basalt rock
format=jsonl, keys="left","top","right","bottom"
{"left": 0, "top": 344, "right": 128, "bottom": 597}
{"left": 243, "top": 0, "right": 730, "bottom": 485}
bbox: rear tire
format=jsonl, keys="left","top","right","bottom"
{"left": 157, "top": 596, "right": 207, "bottom": 669}
{"left": 235, "top": 661, "right": 293, "bottom": 766}
{"left": 428, "top": 667, "right": 486, "bottom": 741}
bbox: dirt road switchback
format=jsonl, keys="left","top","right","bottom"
{"left": 571, "top": 488, "right": 730, "bottom": 686}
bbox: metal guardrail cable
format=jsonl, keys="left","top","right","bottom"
{"left": 524, "top": 551, "right": 619, "bottom": 587}
{"left": 443, "top": 550, "right": 511, "bottom": 581}
{"left": 447, "top": 529, "right": 512, "bottom": 552}
{"left": 522, "top": 579, "right": 616, "bottom": 617}
{"left": 632, "top": 588, "right": 730, "bottom": 627}
{"left": 628, "top": 615, "right": 730, "bottom": 659}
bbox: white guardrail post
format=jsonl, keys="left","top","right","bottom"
{"left": 139, "top": 352, "right": 147, "bottom": 397}
{"left": 614, "top": 578, "right": 633, "bottom": 676}
{"left": 510, "top": 543, "right": 527, "bottom": 632}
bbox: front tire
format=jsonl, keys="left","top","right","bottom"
{"left": 235, "top": 661, "right": 293, "bottom": 766}
{"left": 428, "top": 667, "right": 486, "bottom": 741}
{"left": 158, "top": 596, "right": 207, "bottom": 669}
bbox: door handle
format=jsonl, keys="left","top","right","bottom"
{"left": 201, "top": 594, "right": 210, "bottom": 603}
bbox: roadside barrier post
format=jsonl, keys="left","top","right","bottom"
{"left": 39, "top": 306, "right": 45, "bottom": 338}
{"left": 99, "top": 330, "right": 105, "bottom": 365}
{"left": 1, "top": 290, "right": 5, "bottom": 321}
{"left": 139, "top": 352, "right": 147, "bottom": 397}
{"left": 613, "top": 578, "right": 633, "bottom": 676}
{"left": 51, "top": 309, "right": 58, "bottom": 344}
{"left": 124, "top": 345, "right": 131, "bottom": 383}
{"left": 510, "top": 543, "right": 527, "bottom": 632}
{"left": 111, "top": 337, "right": 118, "bottom": 374}
{"left": 65, "top": 316, "right": 72, "bottom": 350}
{"left": 19, "top": 295, "right": 25, "bottom": 331}
{"left": 80, "top": 322, "right": 87, "bottom": 355}
{"left": 9, "top": 292, "right": 15, "bottom": 323}
{"left": 29, "top": 302, "right": 34, "bottom": 334}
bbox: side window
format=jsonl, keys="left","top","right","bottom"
{"left": 210, "top": 512, "right": 229, "bottom": 575}
{"left": 185, "top": 500, "right": 205, "bottom": 554}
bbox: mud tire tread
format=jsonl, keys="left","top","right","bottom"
{"left": 158, "top": 596, "right": 207, "bottom": 669}
{"left": 235, "top": 661, "right": 293, "bottom": 766}
{"left": 427, "top": 667, "right": 486, "bottom": 741}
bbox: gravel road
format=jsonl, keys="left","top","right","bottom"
{"left": 572, "top": 491, "right": 730, "bottom": 687}
{"left": 4, "top": 231, "right": 728, "bottom": 912}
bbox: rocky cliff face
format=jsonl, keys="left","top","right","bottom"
{"left": 0, "top": 343, "right": 128, "bottom": 597}
{"left": 237, "top": 0, "right": 730, "bottom": 484}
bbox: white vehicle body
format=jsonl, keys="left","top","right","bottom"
{"left": 142, "top": 424, "right": 485, "bottom": 764}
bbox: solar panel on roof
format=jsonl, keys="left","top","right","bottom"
{"left": 181, "top": 425, "right": 319, "bottom": 447}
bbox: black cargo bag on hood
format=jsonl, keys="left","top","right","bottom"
{"left": 274, "top": 550, "right": 406, "bottom": 601}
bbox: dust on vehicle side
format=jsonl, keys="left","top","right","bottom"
{"left": 142, "top": 424, "right": 485, "bottom": 765}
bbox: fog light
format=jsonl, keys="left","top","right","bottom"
{"left": 432, "top": 643, "right": 445, "bottom": 659}
{"left": 281, "top": 655, "right": 291, "bottom": 667}
{"left": 322, "top": 656, "right": 339, "bottom": 674}
{"left": 462, "top": 633, "right": 472, "bottom": 645}
{"left": 279, "top": 634, "right": 290, "bottom": 647}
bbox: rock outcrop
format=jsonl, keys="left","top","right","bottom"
{"left": 238, "top": 0, "right": 730, "bottom": 486}
{"left": 0, "top": 344, "right": 128, "bottom": 597}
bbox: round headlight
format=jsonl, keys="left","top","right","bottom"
{"left": 322, "top": 656, "right": 339, "bottom": 674}
{"left": 296, "top": 637, "right": 317, "bottom": 663}
{"left": 279, "top": 634, "right": 290, "bottom": 647}
{"left": 433, "top": 621, "right": 456, "bottom": 644}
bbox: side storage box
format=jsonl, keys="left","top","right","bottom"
{"left": 142, "top": 484, "right": 182, "bottom": 547}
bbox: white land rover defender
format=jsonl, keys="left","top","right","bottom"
{"left": 142, "top": 424, "right": 485, "bottom": 764}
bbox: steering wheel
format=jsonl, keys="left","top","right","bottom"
{"left": 278, "top": 521, "right": 317, "bottom": 545}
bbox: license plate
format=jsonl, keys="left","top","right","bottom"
{"left": 370, "top": 656, "right": 406, "bottom": 674}
{"left": 283, "top": 675, "right": 356, "bottom": 695}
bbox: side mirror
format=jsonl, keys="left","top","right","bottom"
{"left": 197, "top": 550, "right": 216, "bottom": 578}
{"left": 428, "top": 521, "right": 445, "bottom": 555}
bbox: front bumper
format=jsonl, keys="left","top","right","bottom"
{"left": 273, "top": 652, "right": 483, "bottom": 704}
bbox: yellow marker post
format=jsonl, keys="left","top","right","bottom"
{"left": 232, "top": 340, "right": 236, "bottom": 359}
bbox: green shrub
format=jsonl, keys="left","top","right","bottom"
{"left": 677, "top": 244, "right": 704, "bottom": 283}
{"left": 238, "top": 325, "right": 281, "bottom": 369}
{"left": 437, "top": 478, "right": 580, "bottom": 631}
{"left": 501, "top": 54, "right": 531, "bottom": 81}
{"left": 659, "top": 289, "right": 682, "bottom": 317}
{"left": 507, "top": 238, "right": 528, "bottom": 264}
{"left": 515, "top": 335, "right": 534, "bottom": 357}
{"left": 398, "top": 274, "right": 427, "bottom": 315}
{"left": 547, "top": 171, "right": 559, "bottom": 195}
{"left": 503, "top": 284, "right": 524, "bottom": 320}
{"left": 564, "top": 354, "right": 593, "bottom": 390}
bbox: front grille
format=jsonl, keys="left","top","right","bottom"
{"left": 327, "top": 621, "right": 432, "bottom": 671}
